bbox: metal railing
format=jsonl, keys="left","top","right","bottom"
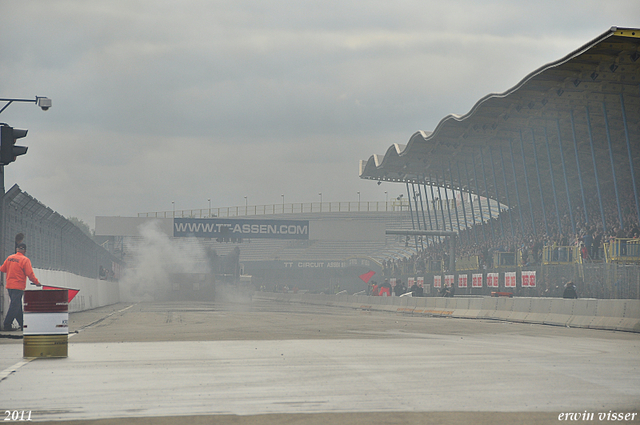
{"left": 139, "top": 201, "right": 413, "bottom": 218}
{"left": 542, "top": 246, "right": 579, "bottom": 265}
{"left": 604, "top": 239, "right": 640, "bottom": 264}
{"left": 456, "top": 256, "right": 480, "bottom": 271}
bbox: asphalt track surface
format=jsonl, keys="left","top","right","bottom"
{"left": 1, "top": 294, "right": 639, "bottom": 425}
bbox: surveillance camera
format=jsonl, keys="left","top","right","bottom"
{"left": 36, "top": 97, "right": 52, "bottom": 111}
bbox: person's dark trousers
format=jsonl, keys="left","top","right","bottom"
{"left": 3, "top": 289, "right": 24, "bottom": 330}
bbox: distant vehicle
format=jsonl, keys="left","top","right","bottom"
{"left": 168, "top": 273, "right": 215, "bottom": 301}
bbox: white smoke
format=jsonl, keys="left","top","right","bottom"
{"left": 118, "top": 220, "right": 211, "bottom": 302}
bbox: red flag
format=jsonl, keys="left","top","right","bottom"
{"left": 42, "top": 285, "right": 80, "bottom": 303}
{"left": 358, "top": 270, "right": 375, "bottom": 283}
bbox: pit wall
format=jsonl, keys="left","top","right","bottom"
{"left": 1, "top": 269, "right": 120, "bottom": 314}
{"left": 256, "top": 293, "right": 640, "bottom": 333}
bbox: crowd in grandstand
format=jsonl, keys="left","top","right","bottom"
{"left": 383, "top": 184, "right": 640, "bottom": 276}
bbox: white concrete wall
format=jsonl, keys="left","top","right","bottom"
{"left": 2, "top": 269, "right": 120, "bottom": 319}
{"left": 35, "top": 269, "right": 120, "bottom": 313}
{"left": 258, "top": 293, "right": 640, "bottom": 333}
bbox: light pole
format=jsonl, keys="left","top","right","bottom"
{"left": 172, "top": 201, "right": 175, "bottom": 218}
{"left": 0, "top": 95, "right": 51, "bottom": 324}
{"left": 0, "top": 96, "right": 52, "bottom": 115}
{"left": 281, "top": 194, "right": 284, "bottom": 213}
{"left": 208, "top": 199, "right": 211, "bottom": 217}
{"left": 244, "top": 196, "right": 248, "bottom": 213}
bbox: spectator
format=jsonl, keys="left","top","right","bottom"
{"left": 563, "top": 281, "right": 578, "bottom": 299}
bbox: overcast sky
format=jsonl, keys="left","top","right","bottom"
{"left": 0, "top": 1, "right": 638, "bottom": 227}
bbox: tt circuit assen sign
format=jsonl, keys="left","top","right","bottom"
{"left": 173, "top": 218, "right": 309, "bottom": 240}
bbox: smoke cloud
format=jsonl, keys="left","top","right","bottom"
{"left": 118, "top": 221, "right": 211, "bottom": 302}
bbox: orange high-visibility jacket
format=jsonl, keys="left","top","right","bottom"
{"left": 0, "top": 252, "right": 39, "bottom": 290}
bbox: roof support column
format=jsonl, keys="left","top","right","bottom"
{"left": 570, "top": 110, "right": 589, "bottom": 226}
{"left": 602, "top": 101, "right": 624, "bottom": 230}
{"left": 456, "top": 162, "right": 471, "bottom": 242}
{"left": 544, "top": 126, "right": 562, "bottom": 235}
{"left": 530, "top": 128, "right": 549, "bottom": 236}
{"left": 500, "top": 146, "right": 516, "bottom": 239}
{"left": 421, "top": 179, "right": 435, "bottom": 235}
{"left": 416, "top": 180, "right": 430, "bottom": 247}
{"left": 585, "top": 105, "right": 608, "bottom": 233}
{"left": 519, "top": 130, "right": 537, "bottom": 236}
{"left": 471, "top": 154, "right": 487, "bottom": 242}
{"left": 556, "top": 119, "right": 576, "bottom": 235}
{"left": 405, "top": 182, "right": 420, "bottom": 251}
{"left": 464, "top": 163, "right": 479, "bottom": 244}
{"left": 428, "top": 177, "right": 442, "bottom": 244}
{"left": 449, "top": 163, "right": 462, "bottom": 235}
{"left": 620, "top": 93, "right": 640, "bottom": 227}
{"left": 410, "top": 182, "right": 424, "bottom": 250}
{"left": 441, "top": 168, "right": 454, "bottom": 233}
{"left": 509, "top": 139, "right": 526, "bottom": 238}
{"left": 435, "top": 174, "right": 448, "bottom": 232}
{"left": 489, "top": 147, "right": 505, "bottom": 239}
{"left": 479, "top": 148, "right": 494, "bottom": 239}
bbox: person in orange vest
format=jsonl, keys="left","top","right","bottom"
{"left": 1, "top": 243, "right": 41, "bottom": 331}
{"left": 379, "top": 280, "right": 392, "bottom": 296}
{"left": 370, "top": 281, "right": 379, "bottom": 296}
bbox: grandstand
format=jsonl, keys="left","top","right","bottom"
{"left": 358, "top": 26, "right": 640, "bottom": 299}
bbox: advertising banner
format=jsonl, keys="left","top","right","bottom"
{"left": 417, "top": 276, "right": 424, "bottom": 288}
{"left": 472, "top": 273, "right": 483, "bottom": 288}
{"left": 408, "top": 277, "right": 415, "bottom": 287}
{"left": 458, "top": 274, "right": 468, "bottom": 288}
{"left": 487, "top": 273, "right": 499, "bottom": 288}
{"left": 445, "top": 275, "right": 454, "bottom": 288}
{"left": 505, "top": 271, "right": 517, "bottom": 288}
{"left": 433, "top": 275, "right": 442, "bottom": 288}
{"left": 174, "top": 218, "right": 309, "bottom": 239}
{"left": 522, "top": 270, "right": 536, "bottom": 287}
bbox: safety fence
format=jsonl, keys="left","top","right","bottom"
{"left": 138, "top": 198, "right": 503, "bottom": 221}
{"left": 606, "top": 239, "right": 640, "bottom": 263}
{"left": 140, "top": 201, "right": 412, "bottom": 218}
{"left": 383, "top": 262, "right": 639, "bottom": 300}
{"left": 1, "top": 185, "right": 122, "bottom": 280}
{"left": 396, "top": 242, "right": 639, "bottom": 279}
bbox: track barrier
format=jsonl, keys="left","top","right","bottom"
{"left": 256, "top": 292, "right": 640, "bottom": 333}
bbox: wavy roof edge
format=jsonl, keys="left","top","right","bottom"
{"left": 359, "top": 26, "right": 639, "bottom": 180}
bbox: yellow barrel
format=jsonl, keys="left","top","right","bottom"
{"left": 23, "top": 334, "right": 68, "bottom": 358}
{"left": 23, "top": 289, "right": 68, "bottom": 358}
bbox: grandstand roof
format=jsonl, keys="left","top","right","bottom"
{"left": 359, "top": 27, "right": 640, "bottom": 210}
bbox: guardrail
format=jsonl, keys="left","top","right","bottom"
{"left": 542, "top": 246, "right": 579, "bottom": 265}
{"left": 257, "top": 292, "right": 640, "bottom": 333}
{"left": 605, "top": 239, "right": 640, "bottom": 264}
{"left": 456, "top": 256, "right": 480, "bottom": 271}
{"left": 139, "top": 201, "right": 412, "bottom": 218}
{"left": 139, "top": 198, "right": 504, "bottom": 221}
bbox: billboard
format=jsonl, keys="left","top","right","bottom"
{"left": 173, "top": 218, "right": 309, "bottom": 239}
{"left": 522, "top": 270, "right": 536, "bottom": 287}
{"left": 472, "top": 273, "right": 483, "bottom": 288}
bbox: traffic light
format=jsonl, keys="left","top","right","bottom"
{"left": 0, "top": 124, "right": 28, "bottom": 166}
